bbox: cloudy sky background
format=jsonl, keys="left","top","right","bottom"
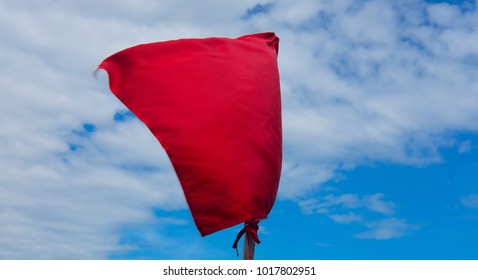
{"left": 1, "top": 0, "right": 478, "bottom": 259}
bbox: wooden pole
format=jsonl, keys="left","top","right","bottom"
{"left": 242, "top": 231, "right": 256, "bottom": 260}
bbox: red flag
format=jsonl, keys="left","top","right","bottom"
{"left": 97, "top": 32, "right": 282, "bottom": 237}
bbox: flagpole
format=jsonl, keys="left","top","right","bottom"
{"left": 242, "top": 231, "right": 255, "bottom": 260}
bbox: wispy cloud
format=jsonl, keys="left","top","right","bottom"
{"left": 458, "top": 140, "right": 473, "bottom": 154}
{"left": 460, "top": 194, "right": 478, "bottom": 209}
{"left": 315, "top": 242, "right": 332, "bottom": 247}
{"left": 354, "top": 218, "right": 419, "bottom": 240}
{"left": 363, "top": 194, "right": 396, "bottom": 215}
{"left": 299, "top": 193, "right": 395, "bottom": 216}
{"left": 329, "top": 213, "right": 363, "bottom": 224}
{"left": 276, "top": 0, "right": 478, "bottom": 198}
{"left": 299, "top": 191, "right": 415, "bottom": 239}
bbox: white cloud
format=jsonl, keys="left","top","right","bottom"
{"left": 0, "top": 127, "right": 186, "bottom": 259}
{"left": 276, "top": 0, "right": 478, "bottom": 198}
{"left": 315, "top": 242, "right": 332, "bottom": 247}
{"left": 299, "top": 191, "right": 408, "bottom": 238}
{"left": 427, "top": 3, "right": 461, "bottom": 27}
{"left": 329, "top": 213, "right": 363, "bottom": 224}
{"left": 363, "top": 194, "right": 395, "bottom": 215}
{"left": 0, "top": 0, "right": 264, "bottom": 259}
{"left": 460, "top": 194, "right": 478, "bottom": 209}
{"left": 354, "top": 218, "right": 418, "bottom": 240}
{"left": 299, "top": 193, "right": 361, "bottom": 214}
{"left": 458, "top": 140, "right": 472, "bottom": 154}
{"left": 1, "top": 0, "right": 478, "bottom": 258}
{"left": 299, "top": 193, "right": 395, "bottom": 216}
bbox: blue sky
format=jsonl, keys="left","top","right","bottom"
{"left": 0, "top": 0, "right": 477, "bottom": 260}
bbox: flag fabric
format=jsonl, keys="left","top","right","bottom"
{"left": 97, "top": 32, "right": 282, "bottom": 237}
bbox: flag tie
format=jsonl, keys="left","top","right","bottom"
{"left": 232, "top": 220, "right": 261, "bottom": 257}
